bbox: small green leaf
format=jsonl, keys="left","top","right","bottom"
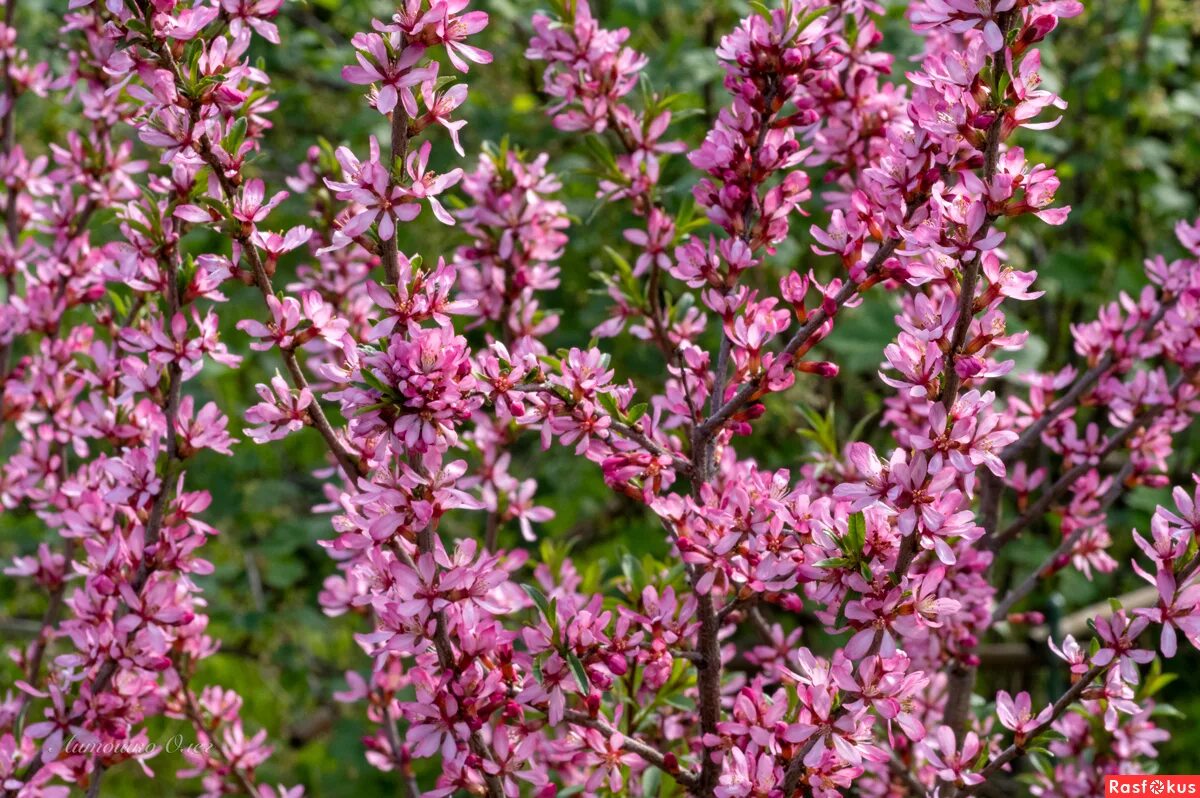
{"left": 847, "top": 512, "right": 867, "bottom": 552}
{"left": 626, "top": 403, "right": 648, "bottom": 424}
{"left": 597, "top": 391, "right": 622, "bottom": 419}
{"left": 1151, "top": 703, "right": 1186, "bottom": 719}
{"left": 566, "top": 651, "right": 590, "bottom": 693}
{"left": 521, "top": 584, "right": 553, "bottom": 620}
{"left": 642, "top": 767, "right": 663, "bottom": 797}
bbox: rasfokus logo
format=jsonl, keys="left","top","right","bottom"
{"left": 1107, "top": 776, "right": 1200, "bottom": 796}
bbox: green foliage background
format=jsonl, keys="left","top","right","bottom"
{"left": 3, "top": 0, "right": 1200, "bottom": 793}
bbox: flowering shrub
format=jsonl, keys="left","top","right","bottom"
{"left": 2, "top": 0, "right": 1200, "bottom": 797}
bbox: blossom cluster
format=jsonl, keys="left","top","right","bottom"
{"left": 2, "top": 0, "right": 1199, "bottom": 797}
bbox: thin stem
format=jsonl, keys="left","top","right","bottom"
{"left": 937, "top": 104, "right": 1006, "bottom": 413}
{"left": 510, "top": 383, "right": 691, "bottom": 471}
{"left": 966, "top": 547, "right": 1200, "bottom": 796}
{"left": 3, "top": 251, "right": 185, "bottom": 797}
{"left": 0, "top": 0, "right": 22, "bottom": 381}
{"left": 181, "top": 685, "right": 262, "bottom": 797}
{"left": 998, "top": 301, "right": 1172, "bottom": 469}
{"left": 390, "top": 533, "right": 505, "bottom": 798}
{"left": 140, "top": 26, "right": 363, "bottom": 486}
{"left": 85, "top": 763, "right": 105, "bottom": 798}
{"left": 991, "top": 460, "right": 1135, "bottom": 623}
{"left": 193, "top": 137, "right": 363, "bottom": 485}
{"left": 979, "top": 300, "right": 1176, "bottom": 540}
{"left": 889, "top": 751, "right": 926, "bottom": 796}
{"left": 937, "top": 13, "right": 1033, "bottom": 746}
{"left": 695, "top": 236, "right": 901, "bottom": 443}
{"left": 958, "top": 663, "right": 1108, "bottom": 795}
{"left": 9, "top": 540, "right": 79, "bottom": 727}
{"left": 782, "top": 735, "right": 819, "bottom": 794}
{"left": 380, "top": 47, "right": 412, "bottom": 286}
{"left": 562, "top": 710, "right": 699, "bottom": 789}
{"left": 702, "top": 79, "right": 780, "bottom": 475}
{"left": 989, "top": 394, "right": 1180, "bottom": 551}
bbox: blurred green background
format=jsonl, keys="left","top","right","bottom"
{"left": 3, "top": 0, "right": 1200, "bottom": 793}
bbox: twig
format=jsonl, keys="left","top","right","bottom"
{"left": 958, "top": 663, "right": 1106, "bottom": 795}
{"left": 989, "top": 394, "right": 1180, "bottom": 551}
{"left": 998, "top": 301, "right": 1172, "bottom": 469}
{"left": 389, "top": 530, "right": 505, "bottom": 798}
{"left": 181, "top": 685, "right": 262, "bottom": 797}
{"left": 979, "top": 300, "right": 1175, "bottom": 539}
{"left": 562, "top": 710, "right": 699, "bottom": 789}
{"left": 3, "top": 250, "right": 186, "bottom": 797}
{"left": 379, "top": 35, "right": 412, "bottom": 286}
{"left": 10, "top": 541, "right": 79, "bottom": 725}
{"left": 990, "top": 460, "right": 1135, "bottom": 623}
{"left": 909, "top": 11, "right": 1017, "bottom": 754}
{"left": 0, "top": 0, "right": 23, "bottom": 383}
{"left": 966, "top": 552, "right": 1200, "bottom": 795}
{"left": 84, "top": 763, "right": 105, "bottom": 798}
{"left": 510, "top": 383, "right": 692, "bottom": 471}
{"left": 889, "top": 751, "right": 926, "bottom": 796}
{"left": 695, "top": 238, "right": 899, "bottom": 444}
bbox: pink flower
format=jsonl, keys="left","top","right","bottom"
{"left": 342, "top": 32, "right": 434, "bottom": 116}
{"left": 404, "top": 141, "right": 463, "bottom": 225}
{"left": 922, "top": 725, "right": 984, "bottom": 786}
{"left": 995, "top": 690, "right": 1053, "bottom": 743}
{"left": 1092, "top": 611, "right": 1156, "bottom": 684}
{"left": 245, "top": 373, "right": 314, "bottom": 443}
{"left": 911, "top": 0, "right": 1016, "bottom": 51}
{"left": 232, "top": 179, "right": 288, "bottom": 226}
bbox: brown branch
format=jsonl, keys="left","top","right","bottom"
{"left": 990, "top": 459, "right": 1135, "bottom": 623}
{"left": 510, "top": 383, "right": 692, "bottom": 471}
{"left": 889, "top": 751, "right": 927, "bottom": 796}
{"left": 695, "top": 238, "right": 898, "bottom": 445}
{"left": 999, "top": 300, "right": 1173, "bottom": 469}
{"left": 84, "top": 763, "right": 105, "bottom": 798}
{"left": 134, "top": 22, "right": 361, "bottom": 487}
{"left": 10, "top": 540, "right": 79, "bottom": 725}
{"left": 379, "top": 36, "right": 412, "bottom": 286}
{"left": 958, "top": 663, "right": 1107, "bottom": 796}
{"left": 0, "top": 0, "right": 22, "bottom": 382}
{"left": 989, "top": 394, "right": 1180, "bottom": 552}
{"left": 978, "top": 299, "right": 1176, "bottom": 538}
{"left": 701, "top": 79, "right": 781, "bottom": 482}
{"left": 3, "top": 250, "right": 186, "bottom": 797}
{"left": 782, "top": 733, "right": 821, "bottom": 794}
{"left": 180, "top": 684, "right": 262, "bottom": 797}
{"left": 193, "top": 137, "right": 363, "bottom": 485}
{"left": 562, "top": 710, "right": 699, "bottom": 789}
{"left": 937, "top": 97, "right": 1008, "bottom": 414}
{"left": 965, "top": 555, "right": 1200, "bottom": 796}
{"left": 388, "top": 528, "right": 505, "bottom": 798}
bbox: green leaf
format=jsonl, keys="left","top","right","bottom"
{"left": 582, "top": 134, "right": 619, "bottom": 173}
{"left": 847, "top": 512, "right": 867, "bottom": 552}
{"left": 1028, "top": 752, "right": 1054, "bottom": 779}
{"left": 597, "top": 390, "right": 622, "bottom": 419}
{"left": 626, "top": 403, "right": 649, "bottom": 424}
{"left": 521, "top": 584, "right": 553, "bottom": 620}
{"left": 221, "top": 116, "right": 248, "bottom": 155}
{"left": 108, "top": 290, "right": 129, "bottom": 319}
{"left": 1151, "top": 703, "right": 1186, "bottom": 720}
{"left": 1141, "top": 671, "right": 1178, "bottom": 698}
{"left": 642, "top": 767, "right": 663, "bottom": 798}
{"left": 566, "top": 651, "right": 590, "bottom": 693}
